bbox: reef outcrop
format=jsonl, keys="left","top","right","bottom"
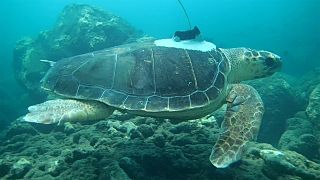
{"left": 13, "top": 4, "right": 140, "bottom": 93}
{"left": 1, "top": 110, "right": 320, "bottom": 179}
{"left": 246, "top": 73, "right": 300, "bottom": 145}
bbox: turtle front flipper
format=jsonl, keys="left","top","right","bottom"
{"left": 210, "top": 84, "right": 264, "bottom": 168}
{"left": 23, "top": 99, "right": 114, "bottom": 124}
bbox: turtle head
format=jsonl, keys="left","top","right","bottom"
{"left": 221, "top": 48, "right": 282, "bottom": 83}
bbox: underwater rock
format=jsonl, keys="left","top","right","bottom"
{"left": 121, "top": 121, "right": 137, "bottom": 134}
{"left": 0, "top": 159, "right": 11, "bottom": 178}
{"left": 296, "top": 67, "right": 320, "bottom": 107}
{"left": 306, "top": 83, "right": 320, "bottom": 152}
{"left": 129, "top": 128, "right": 144, "bottom": 140}
{"left": 136, "top": 124, "right": 154, "bottom": 138}
{"left": 2, "top": 112, "right": 320, "bottom": 179}
{"left": 259, "top": 147, "right": 320, "bottom": 179}
{"left": 169, "top": 121, "right": 199, "bottom": 134}
{"left": 278, "top": 112, "right": 319, "bottom": 160}
{"left": 119, "top": 157, "right": 145, "bottom": 179}
{"left": 247, "top": 73, "right": 300, "bottom": 145}
{"left": 242, "top": 143, "right": 320, "bottom": 180}
{"left": 107, "top": 119, "right": 137, "bottom": 134}
{"left": 102, "top": 161, "right": 131, "bottom": 180}
{"left": 152, "top": 134, "right": 166, "bottom": 147}
{"left": 44, "top": 159, "right": 66, "bottom": 177}
{"left": 13, "top": 4, "right": 140, "bottom": 93}
{"left": 36, "top": 157, "right": 67, "bottom": 177}
{"left": 63, "top": 122, "right": 76, "bottom": 135}
{"left": 5, "top": 122, "right": 39, "bottom": 139}
{"left": 171, "top": 134, "right": 195, "bottom": 146}
{"left": 306, "top": 83, "right": 320, "bottom": 124}
{"left": 9, "top": 158, "right": 32, "bottom": 179}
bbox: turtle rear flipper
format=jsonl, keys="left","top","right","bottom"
{"left": 23, "top": 99, "right": 114, "bottom": 124}
{"left": 210, "top": 84, "right": 264, "bottom": 168}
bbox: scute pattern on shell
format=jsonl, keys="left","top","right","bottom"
{"left": 42, "top": 42, "right": 230, "bottom": 112}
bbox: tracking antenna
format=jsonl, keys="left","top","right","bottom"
{"left": 173, "top": 0, "right": 201, "bottom": 41}
{"left": 177, "top": 0, "right": 192, "bottom": 30}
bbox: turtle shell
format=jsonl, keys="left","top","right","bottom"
{"left": 42, "top": 41, "right": 230, "bottom": 112}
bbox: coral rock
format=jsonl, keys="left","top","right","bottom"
{"left": 9, "top": 158, "right": 32, "bottom": 179}
{"left": 13, "top": 4, "right": 140, "bottom": 93}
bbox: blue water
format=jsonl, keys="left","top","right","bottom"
{"left": 0, "top": 0, "right": 319, "bottom": 125}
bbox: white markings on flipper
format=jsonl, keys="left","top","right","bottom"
{"left": 23, "top": 99, "right": 82, "bottom": 124}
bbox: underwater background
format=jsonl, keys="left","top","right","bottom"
{"left": 0, "top": 0, "right": 320, "bottom": 179}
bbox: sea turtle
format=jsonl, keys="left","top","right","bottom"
{"left": 22, "top": 39, "right": 282, "bottom": 168}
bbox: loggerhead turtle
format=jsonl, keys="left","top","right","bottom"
{"left": 22, "top": 39, "right": 282, "bottom": 168}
